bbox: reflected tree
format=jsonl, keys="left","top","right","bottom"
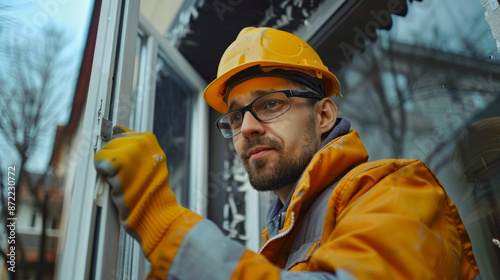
{"left": 336, "top": 11, "right": 500, "bottom": 166}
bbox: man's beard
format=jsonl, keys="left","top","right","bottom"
{"left": 239, "top": 115, "right": 320, "bottom": 192}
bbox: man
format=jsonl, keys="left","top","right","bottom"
{"left": 94, "top": 27, "right": 479, "bottom": 279}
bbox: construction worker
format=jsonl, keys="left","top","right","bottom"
{"left": 94, "top": 27, "right": 479, "bottom": 279}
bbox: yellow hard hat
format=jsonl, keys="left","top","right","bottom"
{"left": 203, "top": 27, "right": 340, "bottom": 113}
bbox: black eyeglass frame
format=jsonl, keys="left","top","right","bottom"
{"left": 215, "top": 89, "right": 323, "bottom": 138}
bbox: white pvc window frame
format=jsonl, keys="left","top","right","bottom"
{"left": 114, "top": 13, "right": 209, "bottom": 279}
{"left": 59, "top": 0, "right": 208, "bottom": 279}
{"left": 58, "top": 0, "right": 124, "bottom": 278}
{"left": 137, "top": 13, "right": 208, "bottom": 216}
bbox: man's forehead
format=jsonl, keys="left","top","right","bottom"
{"left": 225, "top": 76, "right": 297, "bottom": 111}
{"left": 227, "top": 89, "right": 274, "bottom": 111}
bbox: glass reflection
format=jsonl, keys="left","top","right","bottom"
{"left": 334, "top": 1, "right": 500, "bottom": 277}
{"left": 153, "top": 56, "right": 193, "bottom": 206}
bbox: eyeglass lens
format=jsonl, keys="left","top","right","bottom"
{"left": 217, "top": 91, "right": 291, "bottom": 138}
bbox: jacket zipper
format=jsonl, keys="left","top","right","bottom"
{"left": 258, "top": 211, "right": 295, "bottom": 254}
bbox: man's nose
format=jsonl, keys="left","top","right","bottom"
{"left": 240, "top": 111, "right": 265, "bottom": 138}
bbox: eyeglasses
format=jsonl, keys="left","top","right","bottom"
{"left": 216, "top": 89, "right": 322, "bottom": 138}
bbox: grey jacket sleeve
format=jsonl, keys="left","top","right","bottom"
{"left": 167, "top": 219, "right": 356, "bottom": 280}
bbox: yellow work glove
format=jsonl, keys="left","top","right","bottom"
{"left": 94, "top": 125, "right": 202, "bottom": 279}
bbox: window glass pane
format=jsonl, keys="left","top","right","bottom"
{"left": 0, "top": 1, "right": 95, "bottom": 279}
{"left": 334, "top": 1, "right": 500, "bottom": 278}
{"left": 153, "top": 56, "right": 194, "bottom": 206}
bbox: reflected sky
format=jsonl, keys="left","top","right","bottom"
{"left": 391, "top": 0, "right": 498, "bottom": 58}
{"left": 0, "top": 0, "right": 94, "bottom": 172}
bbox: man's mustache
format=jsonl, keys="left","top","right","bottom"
{"left": 239, "top": 137, "right": 283, "bottom": 160}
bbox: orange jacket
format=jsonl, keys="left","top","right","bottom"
{"left": 145, "top": 130, "right": 479, "bottom": 279}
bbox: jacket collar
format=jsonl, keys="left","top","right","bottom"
{"left": 259, "top": 119, "right": 369, "bottom": 256}
{"left": 265, "top": 118, "right": 352, "bottom": 228}
{"left": 285, "top": 125, "right": 369, "bottom": 228}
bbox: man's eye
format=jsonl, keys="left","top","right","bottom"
{"left": 264, "top": 100, "right": 282, "bottom": 109}
{"left": 230, "top": 114, "right": 242, "bottom": 124}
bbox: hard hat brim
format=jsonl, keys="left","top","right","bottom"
{"left": 204, "top": 61, "right": 340, "bottom": 113}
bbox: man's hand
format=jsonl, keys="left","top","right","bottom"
{"left": 94, "top": 125, "right": 189, "bottom": 256}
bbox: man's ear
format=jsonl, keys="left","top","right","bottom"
{"left": 316, "top": 98, "right": 337, "bottom": 136}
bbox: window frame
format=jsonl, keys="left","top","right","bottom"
{"left": 137, "top": 12, "right": 209, "bottom": 216}
{"left": 58, "top": 0, "right": 124, "bottom": 278}
{"left": 58, "top": 1, "right": 208, "bottom": 279}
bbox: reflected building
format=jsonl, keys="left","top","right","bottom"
{"left": 0, "top": 172, "right": 63, "bottom": 280}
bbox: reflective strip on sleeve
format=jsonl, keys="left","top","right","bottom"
{"left": 280, "top": 270, "right": 357, "bottom": 280}
{"left": 167, "top": 219, "right": 247, "bottom": 280}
